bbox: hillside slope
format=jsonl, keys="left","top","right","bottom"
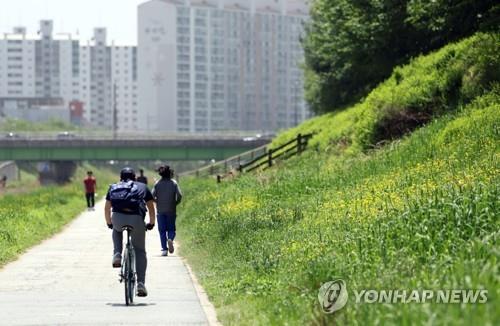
{"left": 177, "top": 33, "right": 499, "bottom": 325}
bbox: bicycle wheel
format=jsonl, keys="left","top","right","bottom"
{"left": 123, "top": 247, "right": 131, "bottom": 306}
{"left": 127, "top": 248, "right": 135, "bottom": 304}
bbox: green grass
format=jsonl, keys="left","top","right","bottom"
{"left": 3, "top": 169, "right": 39, "bottom": 192}
{"left": 273, "top": 32, "right": 499, "bottom": 154}
{"left": 0, "top": 118, "right": 81, "bottom": 132}
{"left": 177, "top": 32, "right": 500, "bottom": 325}
{"left": 0, "top": 165, "right": 116, "bottom": 267}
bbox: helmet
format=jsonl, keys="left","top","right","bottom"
{"left": 120, "top": 167, "right": 136, "bottom": 181}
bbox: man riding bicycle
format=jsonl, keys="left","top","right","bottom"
{"left": 104, "top": 167, "right": 156, "bottom": 297}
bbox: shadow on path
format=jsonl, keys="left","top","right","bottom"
{"left": 106, "top": 303, "right": 157, "bottom": 307}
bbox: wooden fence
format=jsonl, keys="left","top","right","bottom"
{"left": 179, "top": 143, "right": 269, "bottom": 179}
{"left": 179, "top": 133, "right": 314, "bottom": 183}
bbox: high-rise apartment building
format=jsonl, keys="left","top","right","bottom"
{"left": 0, "top": 21, "right": 138, "bottom": 131}
{"left": 1, "top": 0, "right": 310, "bottom": 134}
{"left": 138, "top": 0, "right": 310, "bottom": 133}
{"left": 0, "top": 21, "right": 80, "bottom": 103}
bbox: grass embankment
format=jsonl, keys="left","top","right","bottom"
{"left": 177, "top": 33, "right": 499, "bottom": 325}
{"left": 0, "top": 165, "right": 115, "bottom": 267}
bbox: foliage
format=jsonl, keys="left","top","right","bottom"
{"left": 178, "top": 91, "right": 499, "bottom": 325}
{"left": 176, "top": 33, "right": 500, "bottom": 324}
{"left": 303, "top": 0, "right": 499, "bottom": 113}
{"left": 277, "top": 32, "right": 499, "bottom": 151}
{"left": 0, "top": 118, "right": 80, "bottom": 132}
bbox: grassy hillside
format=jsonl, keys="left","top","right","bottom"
{"left": 0, "top": 165, "right": 116, "bottom": 267}
{"left": 274, "top": 32, "right": 499, "bottom": 153}
{"left": 177, "top": 33, "right": 499, "bottom": 325}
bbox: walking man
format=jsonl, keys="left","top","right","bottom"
{"left": 152, "top": 165, "right": 182, "bottom": 256}
{"left": 137, "top": 169, "right": 148, "bottom": 185}
{"left": 83, "top": 171, "right": 96, "bottom": 211}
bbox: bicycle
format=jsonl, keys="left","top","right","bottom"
{"left": 119, "top": 225, "right": 136, "bottom": 306}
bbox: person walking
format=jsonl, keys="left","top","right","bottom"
{"left": 83, "top": 171, "right": 96, "bottom": 211}
{"left": 152, "top": 165, "right": 182, "bottom": 256}
{"left": 137, "top": 169, "right": 148, "bottom": 185}
{"left": 104, "top": 167, "right": 156, "bottom": 297}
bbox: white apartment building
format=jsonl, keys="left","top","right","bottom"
{"left": 138, "top": 0, "right": 310, "bottom": 133}
{"left": 0, "top": 21, "right": 138, "bottom": 131}
{"left": 111, "top": 45, "right": 139, "bottom": 131}
{"left": 0, "top": 21, "right": 80, "bottom": 102}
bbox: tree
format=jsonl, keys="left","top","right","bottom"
{"left": 303, "top": 0, "right": 499, "bottom": 114}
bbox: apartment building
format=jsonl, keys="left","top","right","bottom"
{"left": 0, "top": 21, "right": 138, "bottom": 131}
{"left": 138, "top": 0, "right": 310, "bottom": 133}
{"left": 0, "top": 21, "right": 77, "bottom": 100}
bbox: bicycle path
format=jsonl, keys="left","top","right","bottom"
{"left": 0, "top": 199, "right": 218, "bottom": 325}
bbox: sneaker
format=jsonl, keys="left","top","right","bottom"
{"left": 161, "top": 250, "right": 168, "bottom": 256}
{"left": 112, "top": 253, "right": 121, "bottom": 268}
{"left": 137, "top": 282, "right": 148, "bottom": 297}
{"left": 167, "top": 239, "right": 174, "bottom": 254}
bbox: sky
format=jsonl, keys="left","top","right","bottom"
{"left": 0, "top": 0, "right": 147, "bottom": 45}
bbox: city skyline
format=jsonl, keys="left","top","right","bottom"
{"left": 0, "top": 0, "right": 310, "bottom": 133}
{"left": 0, "top": 0, "right": 309, "bottom": 46}
{"left": 0, "top": 0, "right": 144, "bottom": 45}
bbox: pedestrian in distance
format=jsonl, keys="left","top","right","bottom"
{"left": 0, "top": 175, "right": 7, "bottom": 189}
{"left": 104, "top": 167, "right": 156, "bottom": 297}
{"left": 152, "top": 165, "right": 182, "bottom": 256}
{"left": 137, "top": 169, "right": 148, "bottom": 185}
{"left": 83, "top": 171, "right": 96, "bottom": 211}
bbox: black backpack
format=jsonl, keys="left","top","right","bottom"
{"left": 108, "top": 181, "right": 142, "bottom": 214}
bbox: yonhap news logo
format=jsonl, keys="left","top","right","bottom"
{"left": 318, "top": 279, "right": 489, "bottom": 314}
{"left": 318, "top": 279, "right": 349, "bottom": 314}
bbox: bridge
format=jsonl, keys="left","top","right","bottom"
{"left": 0, "top": 136, "right": 270, "bottom": 161}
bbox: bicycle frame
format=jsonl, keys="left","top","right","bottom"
{"left": 120, "top": 226, "right": 136, "bottom": 306}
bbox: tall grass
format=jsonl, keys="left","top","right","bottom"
{"left": 177, "top": 33, "right": 500, "bottom": 325}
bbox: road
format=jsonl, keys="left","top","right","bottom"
{"left": 0, "top": 200, "right": 218, "bottom": 326}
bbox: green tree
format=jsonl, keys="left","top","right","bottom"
{"left": 303, "top": 0, "right": 499, "bottom": 114}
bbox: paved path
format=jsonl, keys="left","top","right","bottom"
{"left": 0, "top": 200, "right": 216, "bottom": 326}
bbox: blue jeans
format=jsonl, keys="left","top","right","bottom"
{"left": 157, "top": 213, "right": 176, "bottom": 250}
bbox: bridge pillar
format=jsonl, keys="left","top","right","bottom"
{"left": 37, "top": 161, "right": 77, "bottom": 185}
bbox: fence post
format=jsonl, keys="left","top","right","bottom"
{"left": 268, "top": 148, "right": 273, "bottom": 167}
{"left": 297, "top": 133, "right": 303, "bottom": 154}
{"left": 238, "top": 164, "right": 243, "bottom": 173}
{"left": 217, "top": 175, "right": 221, "bottom": 183}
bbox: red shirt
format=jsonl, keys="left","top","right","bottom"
{"left": 84, "top": 177, "right": 96, "bottom": 193}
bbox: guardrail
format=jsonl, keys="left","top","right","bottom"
{"left": 180, "top": 133, "right": 314, "bottom": 183}
{"left": 179, "top": 144, "right": 269, "bottom": 178}
{"left": 235, "top": 133, "right": 313, "bottom": 175}
{"left": 1, "top": 131, "right": 274, "bottom": 141}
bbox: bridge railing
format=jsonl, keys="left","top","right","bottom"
{"left": 2, "top": 131, "right": 274, "bottom": 141}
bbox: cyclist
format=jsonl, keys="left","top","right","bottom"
{"left": 152, "top": 165, "right": 182, "bottom": 256}
{"left": 104, "top": 167, "right": 156, "bottom": 297}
